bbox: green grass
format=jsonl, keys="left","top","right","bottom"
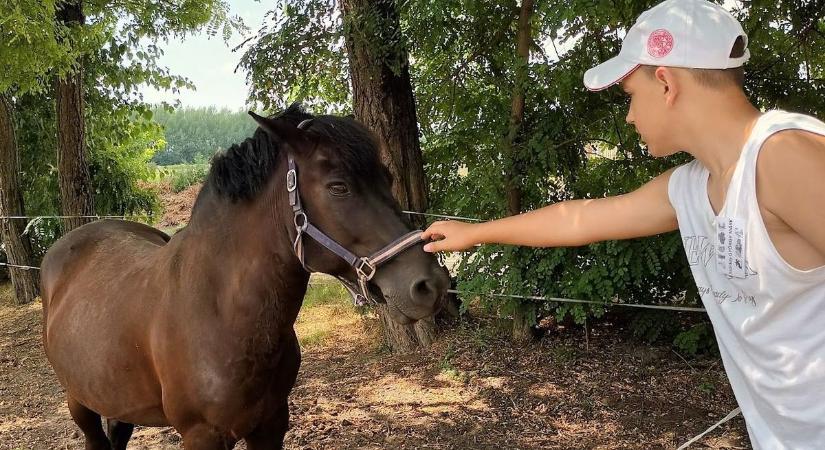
{"left": 299, "top": 329, "right": 331, "bottom": 347}
{"left": 302, "top": 281, "right": 351, "bottom": 308}
{"left": 295, "top": 281, "right": 361, "bottom": 349}
{"left": 438, "top": 343, "right": 470, "bottom": 383}
{"left": 150, "top": 163, "right": 210, "bottom": 192}
{"left": 698, "top": 375, "right": 718, "bottom": 395}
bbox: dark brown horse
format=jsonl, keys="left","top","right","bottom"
{"left": 40, "top": 104, "right": 448, "bottom": 449}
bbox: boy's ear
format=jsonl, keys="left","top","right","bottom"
{"left": 654, "top": 66, "right": 679, "bottom": 105}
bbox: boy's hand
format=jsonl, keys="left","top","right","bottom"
{"left": 422, "top": 220, "right": 479, "bottom": 253}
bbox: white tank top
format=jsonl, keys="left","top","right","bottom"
{"left": 668, "top": 110, "right": 825, "bottom": 449}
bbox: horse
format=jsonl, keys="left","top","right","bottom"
{"left": 39, "top": 104, "right": 449, "bottom": 449}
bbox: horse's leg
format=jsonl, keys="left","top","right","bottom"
{"left": 245, "top": 331, "right": 300, "bottom": 449}
{"left": 105, "top": 419, "right": 134, "bottom": 450}
{"left": 243, "top": 401, "right": 290, "bottom": 450}
{"left": 181, "top": 424, "right": 235, "bottom": 450}
{"left": 67, "top": 395, "right": 111, "bottom": 450}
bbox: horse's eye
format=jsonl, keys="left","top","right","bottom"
{"left": 328, "top": 182, "right": 350, "bottom": 196}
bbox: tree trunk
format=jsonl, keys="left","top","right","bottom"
{"left": 340, "top": 0, "right": 439, "bottom": 351}
{"left": 340, "top": 0, "right": 429, "bottom": 224}
{"left": 0, "top": 95, "right": 40, "bottom": 304}
{"left": 56, "top": 0, "right": 94, "bottom": 233}
{"left": 505, "top": 0, "right": 535, "bottom": 343}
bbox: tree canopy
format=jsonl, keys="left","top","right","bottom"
{"left": 2, "top": 0, "right": 245, "bottom": 254}
{"left": 238, "top": 0, "right": 825, "bottom": 350}
{"left": 150, "top": 106, "right": 257, "bottom": 165}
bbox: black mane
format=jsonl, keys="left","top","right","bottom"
{"left": 199, "top": 103, "right": 384, "bottom": 206}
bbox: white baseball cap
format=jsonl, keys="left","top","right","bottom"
{"left": 583, "top": 0, "right": 750, "bottom": 91}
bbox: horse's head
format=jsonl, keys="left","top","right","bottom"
{"left": 249, "top": 105, "right": 448, "bottom": 324}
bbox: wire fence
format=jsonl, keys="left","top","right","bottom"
{"left": 1, "top": 211, "right": 704, "bottom": 313}
{"left": 0, "top": 215, "right": 152, "bottom": 220}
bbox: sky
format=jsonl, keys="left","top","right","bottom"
{"left": 139, "top": 0, "right": 743, "bottom": 111}
{"left": 137, "top": 0, "right": 272, "bottom": 110}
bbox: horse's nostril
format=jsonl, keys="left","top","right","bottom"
{"left": 411, "top": 278, "right": 437, "bottom": 304}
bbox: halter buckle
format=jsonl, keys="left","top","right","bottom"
{"left": 286, "top": 169, "right": 297, "bottom": 192}
{"left": 355, "top": 257, "right": 376, "bottom": 281}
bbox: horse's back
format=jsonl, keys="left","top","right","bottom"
{"left": 41, "top": 219, "right": 169, "bottom": 305}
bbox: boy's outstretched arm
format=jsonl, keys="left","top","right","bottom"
{"left": 422, "top": 168, "right": 679, "bottom": 252}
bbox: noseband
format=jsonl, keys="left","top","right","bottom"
{"left": 286, "top": 121, "right": 424, "bottom": 306}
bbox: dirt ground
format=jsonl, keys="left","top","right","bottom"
{"left": 1, "top": 279, "right": 748, "bottom": 450}
{"left": 155, "top": 181, "right": 202, "bottom": 230}
{"left": 1, "top": 183, "right": 749, "bottom": 449}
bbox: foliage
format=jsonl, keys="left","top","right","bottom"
{"left": 673, "top": 323, "right": 717, "bottom": 356}
{"left": 232, "top": 0, "right": 825, "bottom": 351}
{"left": 13, "top": 89, "right": 165, "bottom": 256}
{"left": 402, "top": 0, "right": 696, "bottom": 346}
{"left": 161, "top": 164, "right": 209, "bottom": 193}
{"left": 411, "top": 0, "right": 823, "bottom": 352}
{"left": 237, "top": 0, "right": 351, "bottom": 112}
{"left": 0, "top": 1, "right": 77, "bottom": 94}
{"left": 150, "top": 107, "right": 257, "bottom": 165}
{"left": 2, "top": 0, "right": 246, "bottom": 257}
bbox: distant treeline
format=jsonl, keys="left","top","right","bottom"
{"left": 151, "top": 106, "right": 257, "bottom": 165}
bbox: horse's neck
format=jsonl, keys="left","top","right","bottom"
{"left": 177, "top": 183, "right": 309, "bottom": 330}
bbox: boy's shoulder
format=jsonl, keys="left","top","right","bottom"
{"left": 756, "top": 123, "right": 825, "bottom": 219}
{"left": 758, "top": 125, "right": 825, "bottom": 178}
{"left": 760, "top": 110, "right": 825, "bottom": 155}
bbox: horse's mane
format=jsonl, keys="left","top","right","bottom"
{"left": 194, "top": 103, "right": 386, "bottom": 210}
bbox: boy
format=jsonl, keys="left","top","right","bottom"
{"left": 422, "top": 0, "right": 825, "bottom": 448}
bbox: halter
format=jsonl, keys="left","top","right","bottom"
{"left": 286, "top": 121, "right": 424, "bottom": 306}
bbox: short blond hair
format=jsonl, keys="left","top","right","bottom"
{"left": 641, "top": 35, "right": 747, "bottom": 89}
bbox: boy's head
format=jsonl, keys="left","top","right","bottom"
{"left": 583, "top": 0, "right": 750, "bottom": 156}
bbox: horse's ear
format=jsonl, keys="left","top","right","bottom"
{"left": 248, "top": 111, "right": 303, "bottom": 144}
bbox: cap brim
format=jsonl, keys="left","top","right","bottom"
{"left": 583, "top": 56, "right": 640, "bottom": 92}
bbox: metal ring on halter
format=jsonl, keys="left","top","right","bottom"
{"left": 293, "top": 212, "right": 308, "bottom": 232}
{"left": 355, "top": 257, "right": 376, "bottom": 281}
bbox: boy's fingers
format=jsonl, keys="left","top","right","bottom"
{"left": 422, "top": 223, "right": 436, "bottom": 239}
{"left": 422, "top": 222, "right": 445, "bottom": 240}
{"left": 423, "top": 239, "right": 447, "bottom": 253}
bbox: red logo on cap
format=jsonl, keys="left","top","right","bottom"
{"left": 647, "top": 29, "right": 674, "bottom": 58}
